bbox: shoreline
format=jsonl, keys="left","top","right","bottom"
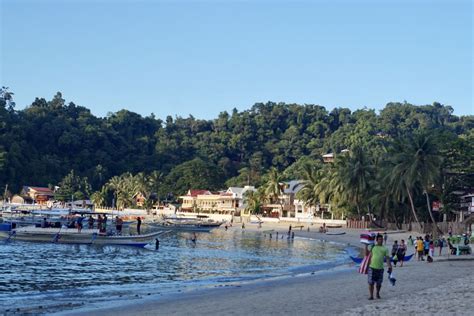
{"left": 51, "top": 223, "right": 474, "bottom": 316}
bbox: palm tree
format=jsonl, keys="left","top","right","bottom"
{"left": 263, "top": 168, "right": 285, "bottom": 214}
{"left": 243, "top": 190, "right": 262, "bottom": 215}
{"left": 387, "top": 133, "right": 442, "bottom": 232}
{"left": 297, "top": 163, "right": 321, "bottom": 212}
{"left": 336, "top": 147, "right": 374, "bottom": 217}
{"left": 107, "top": 176, "right": 122, "bottom": 209}
{"left": 90, "top": 187, "right": 107, "bottom": 208}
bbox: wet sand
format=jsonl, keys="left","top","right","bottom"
{"left": 54, "top": 222, "right": 474, "bottom": 316}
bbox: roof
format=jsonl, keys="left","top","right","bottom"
{"left": 283, "top": 180, "right": 304, "bottom": 194}
{"left": 24, "top": 186, "right": 54, "bottom": 194}
{"left": 188, "top": 190, "right": 212, "bottom": 197}
{"left": 219, "top": 192, "right": 233, "bottom": 197}
{"left": 227, "top": 187, "right": 244, "bottom": 195}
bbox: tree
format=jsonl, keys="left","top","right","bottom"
{"left": 338, "top": 147, "right": 374, "bottom": 217}
{"left": 0, "top": 87, "right": 16, "bottom": 110}
{"left": 386, "top": 133, "right": 443, "bottom": 232}
{"left": 243, "top": 190, "right": 262, "bottom": 215}
{"left": 263, "top": 168, "right": 283, "bottom": 204}
{"left": 56, "top": 170, "right": 91, "bottom": 201}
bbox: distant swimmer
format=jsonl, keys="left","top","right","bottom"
{"left": 191, "top": 233, "right": 197, "bottom": 243}
{"left": 155, "top": 238, "right": 160, "bottom": 250}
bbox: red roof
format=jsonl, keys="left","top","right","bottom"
{"left": 28, "top": 186, "right": 54, "bottom": 194}
{"left": 188, "top": 190, "right": 211, "bottom": 197}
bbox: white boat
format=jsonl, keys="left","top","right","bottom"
{"left": 0, "top": 225, "right": 167, "bottom": 247}
{"left": 150, "top": 217, "right": 223, "bottom": 232}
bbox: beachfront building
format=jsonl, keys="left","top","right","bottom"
{"left": 260, "top": 180, "right": 340, "bottom": 221}
{"left": 10, "top": 194, "right": 33, "bottom": 204}
{"left": 262, "top": 180, "right": 315, "bottom": 219}
{"left": 20, "top": 186, "right": 55, "bottom": 204}
{"left": 179, "top": 187, "right": 254, "bottom": 215}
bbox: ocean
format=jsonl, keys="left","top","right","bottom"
{"left": 0, "top": 229, "right": 352, "bottom": 314}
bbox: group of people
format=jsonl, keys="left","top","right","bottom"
{"left": 412, "top": 234, "right": 445, "bottom": 261}
{"left": 390, "top": 239, "right": 407, "bottom": 267}
{"left": 114, "top": 216, "right": 142, "bottom": 235}
{"left": 49, "top": 214, "right": 143, "bottom": 235}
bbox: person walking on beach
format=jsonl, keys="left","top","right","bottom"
{"left": 366, "top": 234, "right": 392, "bottom": 300}
{"left": 423, "top": 236, "right": 430, "bottom": 258}
{"left": 429, "top": 240, "right": 435, "bottom": 257}
{"left": 416, "top": 237, "right": 424, "bottom": 261}
{"left": 383, "top": 232, "right": 388, "bottom": 245}
{"left": 397, "top": 240, "right": 407, "bottom": 267}
{"left": 438, "top": 237, "right": 444, "bottom": 256}
{"left": 391, "top": 240, "right": 398, "bottom": 259}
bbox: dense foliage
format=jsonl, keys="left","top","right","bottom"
{"left": 0, "top": 89, "right": 473, "bottom": 223}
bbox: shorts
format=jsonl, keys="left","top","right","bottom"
{"left": 368, "top": 267, "right": 384, "bottom": 286}
{"left": 424, "top": 249, "right": 429, "bottom": 256}
{"left": 418, "top": 250, "right": 423, "bottom": 257}
{"left": 397, "top": 253, "right": 404, "bottom": 262}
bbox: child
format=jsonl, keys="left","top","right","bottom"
{"left": 429, "top": 240, "right": 435, "bottom": 257}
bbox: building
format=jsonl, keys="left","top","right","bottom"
{"left": 461, "top": 194, "right": 474, "bottom": 213}
{"left": 322, "top": 153, "right": 334, "bottom": 163}
{"left": 261, "top": 180, "right": 336, "bottom": 220}
{"left": 180, "top": 187, "right": 255, "bottom": 215}
{"left": 20, "top": 186, "right": 55, "bottom": 204}
{"left": 10, "top": 194, "right": 33, "bottom": 204}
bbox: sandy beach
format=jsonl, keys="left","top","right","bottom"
{"left": 56, "top": 222, "right": 474, "bottom": 316}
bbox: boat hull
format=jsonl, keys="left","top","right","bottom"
{"left": 0, "top": 227, "right": 163, "bottom": 247}
{"left": 350, "top": 253, "right": 414, "bottom": 264}
{"left": 150, "top": 223, "right": 221, "bottom": 232}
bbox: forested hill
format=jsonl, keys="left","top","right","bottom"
{"left": 0, "top": 91, "right": 473, "bottom": 197}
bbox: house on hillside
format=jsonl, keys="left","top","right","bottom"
{"left": 322, "top": 153, "right": 334, "bottom": 163}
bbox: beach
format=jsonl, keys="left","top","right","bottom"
{"left": 55, "top": 222, "right": 474, "bottom": 316}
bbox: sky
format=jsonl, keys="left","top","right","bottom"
{"left": 1, "top": 0, "right": 472, "bottom": 119}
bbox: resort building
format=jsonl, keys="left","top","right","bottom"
{"left": 20, "top": 186, "right": 55, "bottom": 204}
{"left": 261, "top": 180, "right": 336, "bottom": 221}
{"left": 179, "top": 186, "right": 255, "bottom": 215}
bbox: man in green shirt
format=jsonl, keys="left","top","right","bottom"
{"left": 365, "top": 234, "right": 392, "bottom": 300}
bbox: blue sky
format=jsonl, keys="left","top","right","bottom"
{"left": 1, "top": 0, "right": 472, "bottom": 119}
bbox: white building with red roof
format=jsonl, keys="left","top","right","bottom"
{"left": 20, "top": 186, "right": 55, "bottom": 204}
{"left": 180, "top": 188, "right": 244, "bottom": 215}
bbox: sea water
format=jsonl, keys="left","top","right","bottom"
{"left": 0, "top": 229, "right": 351, "bottom": 314}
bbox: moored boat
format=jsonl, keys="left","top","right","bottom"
{"left": 150, "top": 217, "right": 223, "bottom": 232}
{"left": 0, "top": 225, "right": 167, "bottom": 247}
{"left": 350, "top": 253, "right": 414, "bottom": 264}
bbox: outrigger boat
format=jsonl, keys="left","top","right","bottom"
{"left": 350, "top": 253, "right": 414, "bottom": 264}
{"left": 150, "top": 216, "right": 223, "bottom": 232}
{"left": 0, "top": 224, "right": 168, "bottom": 247}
